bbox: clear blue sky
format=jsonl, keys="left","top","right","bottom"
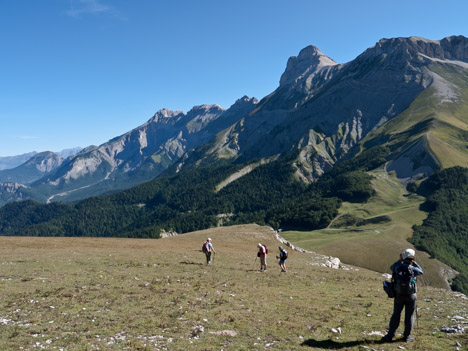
{"left": 1, "top": 0, "right": 467, "bottom": 156}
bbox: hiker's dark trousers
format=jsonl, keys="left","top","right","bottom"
{"left": 205, "top": 252, "right": 212, "bottom": 265}
{"left": 388, "top": 293, "right": 417, "bottom": 338}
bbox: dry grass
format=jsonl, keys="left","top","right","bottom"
{"left": 0, "top": 224, "right": 466, "bottom": 350}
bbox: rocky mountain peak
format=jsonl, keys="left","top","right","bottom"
{"left": 26, "top": 151, "right": 64, "bottom": 173}
{"left": 279, "top": 45, "right": 337, "bottom": 87}
{"left": 187, "top": 104, "right": 225, "bottom": 116}
{"left": 229, "top": 95, "right": 259, "bottom": 110}
{"left": 150, "top": 108, "right": 184, "bottom": 123}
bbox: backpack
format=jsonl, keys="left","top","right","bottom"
{"left": 202, "top": 241, "right": 209, "bottom": 253}
{"left": 257, "top": 245, "right": 269, "bottom": 257}
{"left": 394, "top": 263, "right": 416, "bottom": 296}
{"left": 280, "top": 249, "right": 288, "bottom": 260}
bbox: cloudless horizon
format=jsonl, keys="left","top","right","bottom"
{"left": 1, "top": 0, "right": 467, "bottom": 157}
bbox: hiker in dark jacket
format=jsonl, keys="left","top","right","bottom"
{"left": 276, "top": 246, "right": 288, "bottom": 272}
{"left": 383, "top": 248, "right": 424, "bottom": 343}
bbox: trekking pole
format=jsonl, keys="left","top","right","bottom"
{"left": 212, "top": 252, "right": 216, "bottom": 264}
{"left": 252, "top": 256, "right": 258, "bottom": 269}
{"left": 415, "top": 300, "right": 419, "bottom": 330}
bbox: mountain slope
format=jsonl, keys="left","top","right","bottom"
{"left": 176, "top": 36, "right": 468, "bottom": 183}
{"left": 29, "top": 97, "right": 258, "bottom": 203}
{"left": 1, "top": 36, "right": 468, "bottom": 294}
{"left": 0, "top": 152, "right": 37, "bottom": 171}
{"left": 2, "top": 36, "right": 468, "bottom": 205}
{"left": 361, "top": 51, "right": 468, "bottom": 178}
{"left": 0, "top": 151, "right": 65, "bottom": 185}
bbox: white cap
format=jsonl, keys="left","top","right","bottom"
{"left": 207, "top": 238, "right": 212, "bottom": 241}
{"left": 402, "top": 248, "right": 415, "bottom": 260}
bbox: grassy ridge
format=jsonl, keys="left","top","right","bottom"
{"left": 360, "top": 62, "right": 468, "bottom": 169}
{"left": 0, "top": 225, "right": 465, "bottom": 350}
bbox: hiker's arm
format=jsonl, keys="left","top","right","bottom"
{"left": 412, "top": 261, "right": 424, "bottom": 275}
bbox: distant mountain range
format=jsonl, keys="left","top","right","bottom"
{"left": 0, "top": 148, "right": 82, "bottom": 172}
{"left": 1, "top": 35, "right": 467, "bottom": 207}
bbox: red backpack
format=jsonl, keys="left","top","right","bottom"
{"left": 202, "top": 241, "right": 209, "bottom": 253}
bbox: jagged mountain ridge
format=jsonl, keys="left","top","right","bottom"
{"left": 176, "top": 36, "right": 468, "bottom": 182}
{"left": 27, "top": 96, "right": 258, "bottom": 203}
{"left": 1, "top": 35, "right": 467, "bottom": 206}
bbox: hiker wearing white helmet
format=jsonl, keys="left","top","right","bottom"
{"left": 382, "top": 248, "right": 424, "bottom": 343}
{"left": 257, "top": 243, "right": 268, "bottom": 272}
{"left": 202, "top": 238, "right": 216, "bottom": 265}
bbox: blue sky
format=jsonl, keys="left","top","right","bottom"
{"left": 1, "top": 0, "right": 467, "bottom": 157}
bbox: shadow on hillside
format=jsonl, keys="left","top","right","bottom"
{"left": 302, "top": 338, "right": 382, "bottom": 349}
{"left": 180, "top": 261, "right": 204, "bottom": 266}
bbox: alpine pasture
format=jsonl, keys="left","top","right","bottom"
{"left": 0, "top": 224, "right": 466, "bottom": 350}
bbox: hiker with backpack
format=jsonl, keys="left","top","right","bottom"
{"left": 202, "top": 238, "right": 216, "bottom": 265}
{"left": 276, "top": 246, "right": 288, "bottom": 272}
{"left": 257, "top": 243, "right": 268, "bottom": 272}
{"left": 382, "top": 248, "right": 424, "bottom": 343}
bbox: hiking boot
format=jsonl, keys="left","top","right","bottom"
{"left": 381, "top": 335, "right": 393, "bottom": 342}
{"left": 403, "top": 335, "right": 415, "bottom": 342}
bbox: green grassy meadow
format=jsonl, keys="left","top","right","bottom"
{"left": 0, "top": 224, "right": 466, "bottom": 350}
{"left": 281, "top": 168, "right": 454, "bottom": 289}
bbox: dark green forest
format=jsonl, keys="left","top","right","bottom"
{"left": 0, "top": 147, "right": 381, "bottom": 239}
{"left": 410, "top": 166, "right": 468, "bottom": 294}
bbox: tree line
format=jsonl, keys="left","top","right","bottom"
{"left": 0, "top": 147, "right": 381, "bottom": 239}
{"left": 410, "top": 166, "right": 468, "bottom": 294}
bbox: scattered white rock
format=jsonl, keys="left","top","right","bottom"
{"left": 191, "top": 325, "right": 205, "bottom": 336}
{"left": 209, "top": 330, "right": 237, "bottom": 337}
{"left": 365, "top": 331, "right": 385, "bottom": 337}
{"left": 450, "top": 315, "right": 466, "bottom": 321}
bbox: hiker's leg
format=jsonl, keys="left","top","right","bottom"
{"left": 403, "top": 294, "right": 417, "bottom": 338}
{"left": 388, "top": 295, "right": 405, "bottom": 338}
{"left": 206, "top": 252, "right": 211, "bottom": 265}
{"left": 260, "top": 257, "right": 265, "bottom": 270}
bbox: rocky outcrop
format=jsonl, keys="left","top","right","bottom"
{"left": 0, "top": 182, "right": 31, "bottom": 204}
